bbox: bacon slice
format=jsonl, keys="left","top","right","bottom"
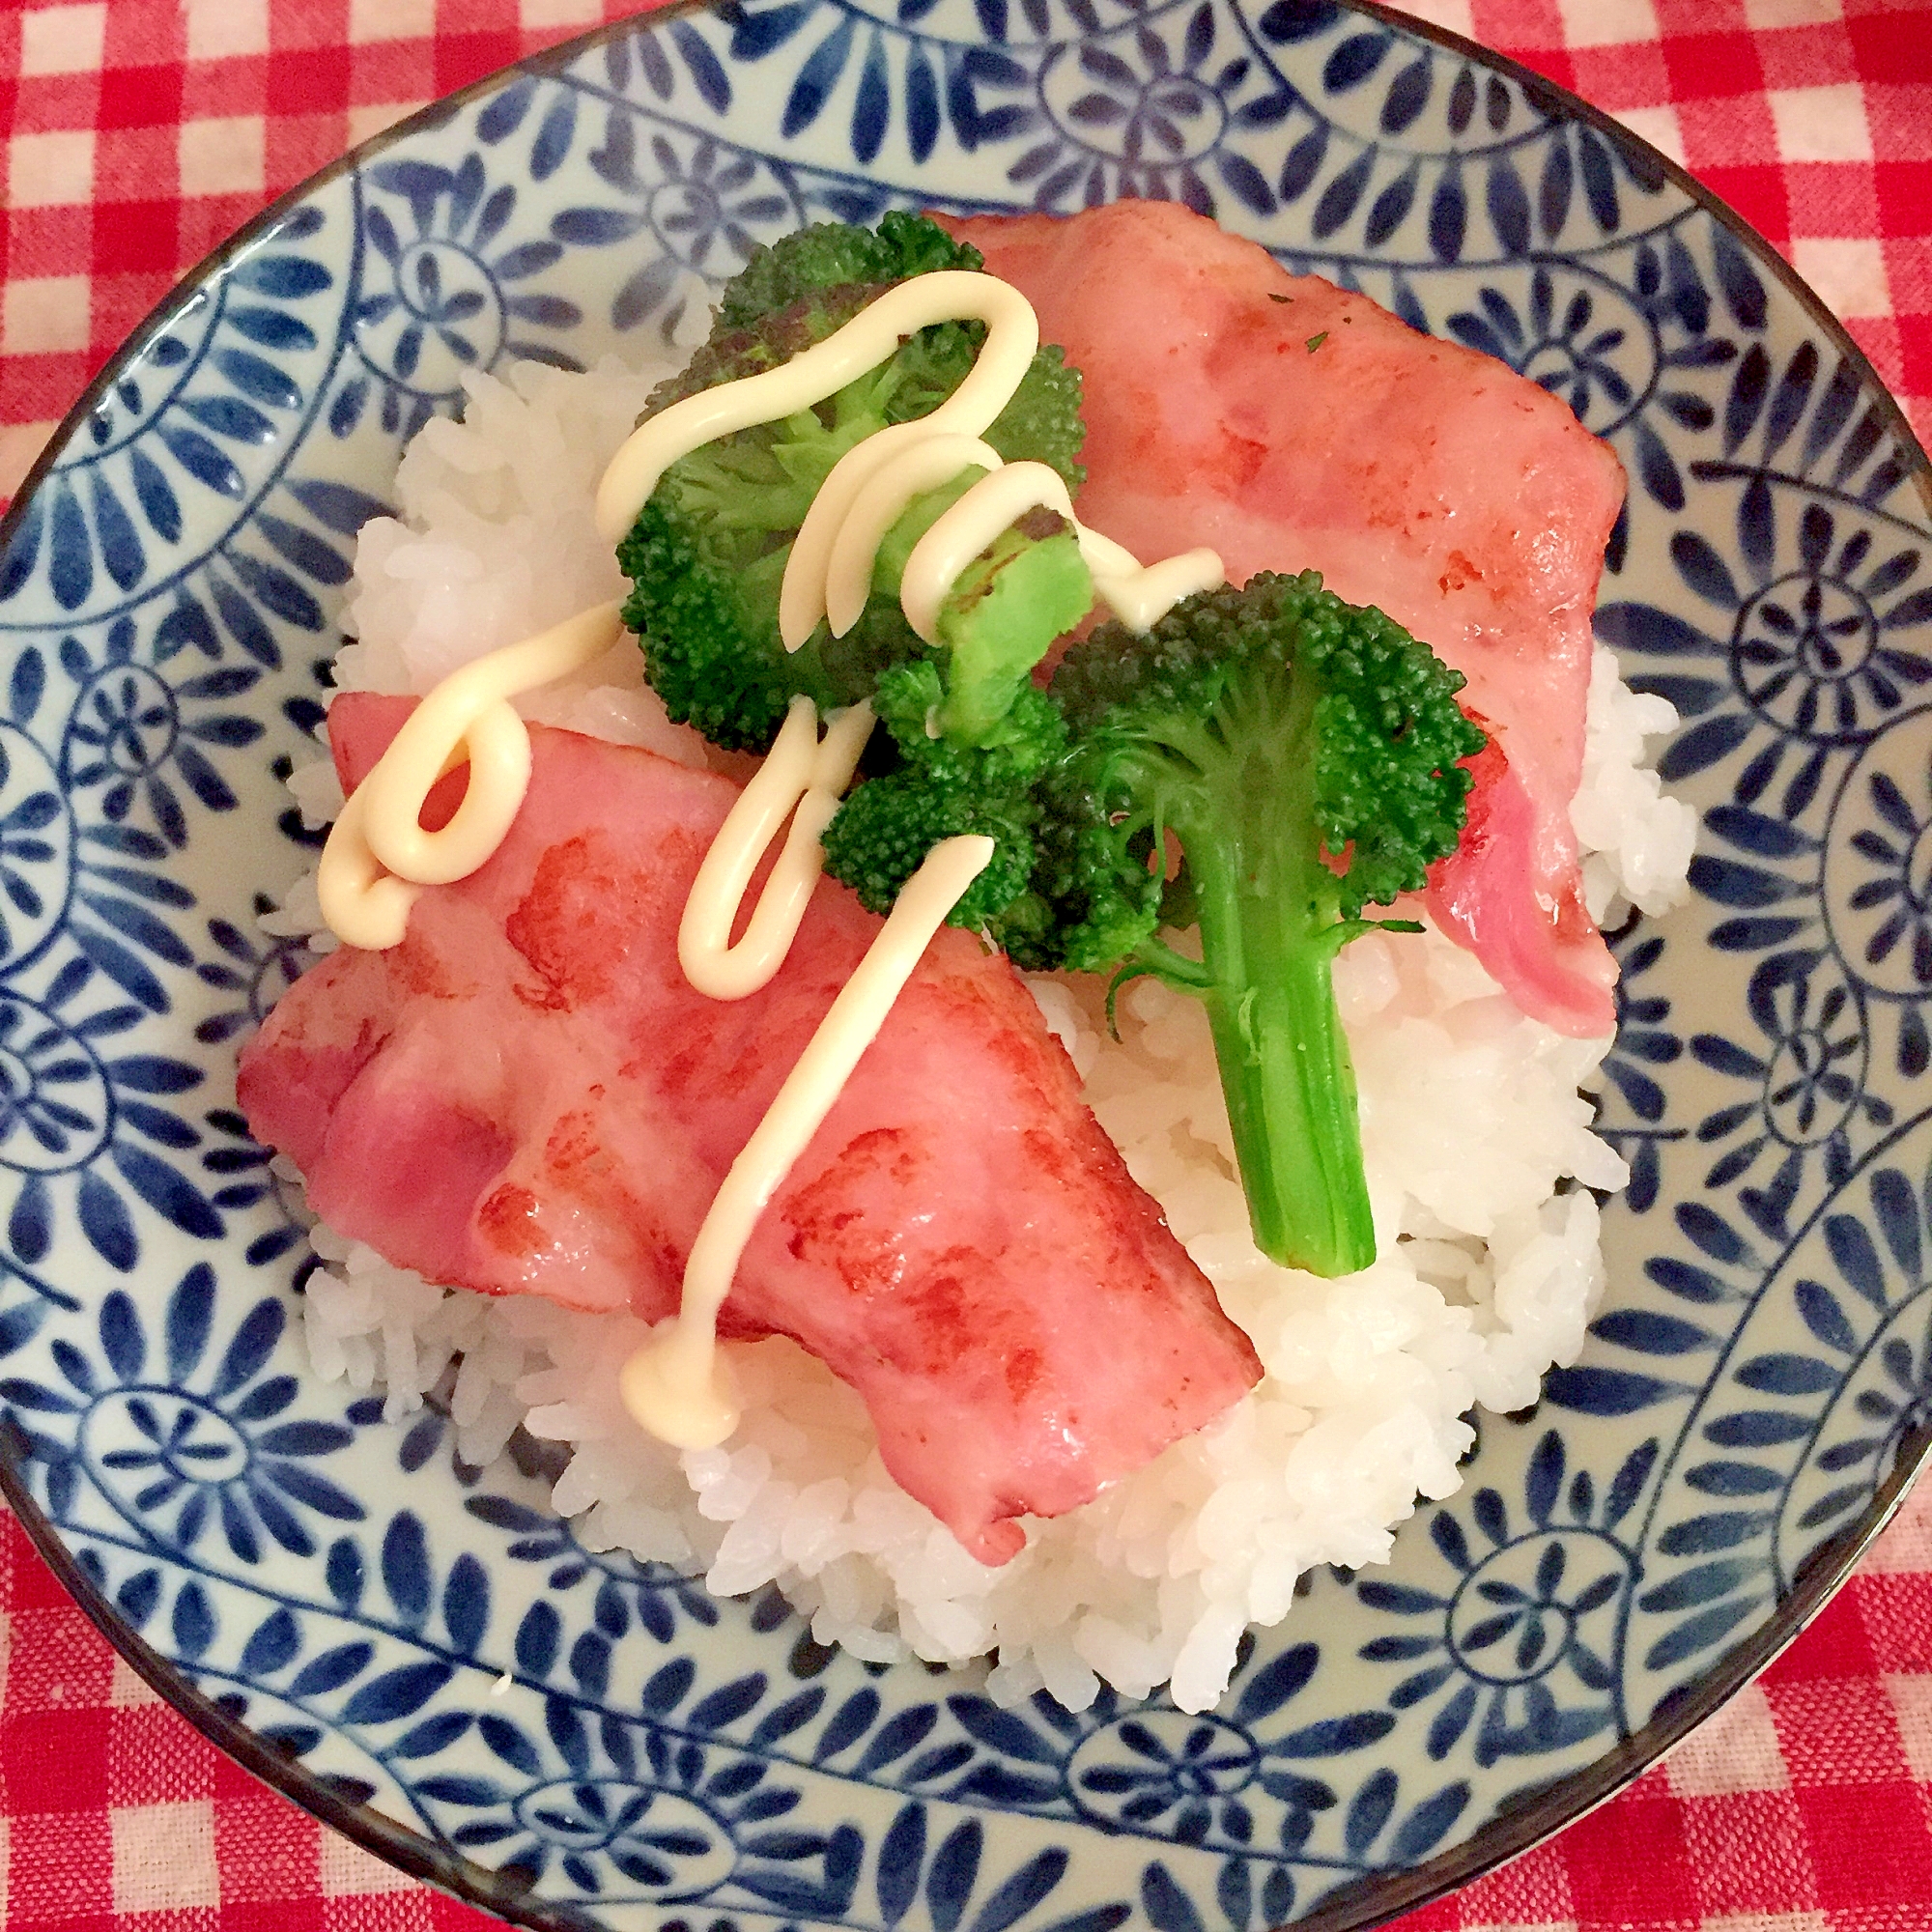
{"left": 944, "top": 202, "right": 1626, "bottom": 1037}
{"left": 242, "top": 696, "right": 1261, "bottom": 1563}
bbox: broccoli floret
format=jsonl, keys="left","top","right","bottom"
{"left": 819, "top": 661, "right": 1068, "bottom": 930}
{"left": 717, "top": 211, "right": 980, "bottom": 329}
{"left": 1032, "top": 571, "right": 1487, "bottom": 1277}
{"left": 617, "top": 213, "right": 1087, "bottom": 753}
{"left": 814, "top": 512, "right": 1087, "bottom": 935}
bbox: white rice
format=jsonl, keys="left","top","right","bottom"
{"left": 269, "top": 350, "right": 1696, "bottom": 1716}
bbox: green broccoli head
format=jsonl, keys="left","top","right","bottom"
{"left": 716, "top": 211, "right": 980, "bottom": 330}
{"left": 617, "top": 213, "right": 1088, "bottom": 753}
{"left": 1034, "top": 571, "right": 1486, "bottom": 1275}
{"left": 819, "top": 660, "right": 1068, "bottom": 932}
{"left": 1048, "top": 570, "right": 1484, "bottom": 934}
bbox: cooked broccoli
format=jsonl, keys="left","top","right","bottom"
{"left": 819, "top": 659, "right": 1069, "bottom": 929}
{"left": 615, "top": 212, "right": 1087, "bottom": 753}
{"left": 714, "top": 213, "right": 980, "bottom": 330}
{"left": 1026, "top": 571, "right": 1487, "bottom": 1278}
{"left": 618, "top": 220, "right": 1488, "bottom": 1271}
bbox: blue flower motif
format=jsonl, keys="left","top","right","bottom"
{"left": 1049, "top": 36, "right": 1229, "bottom": 170}
{"left": 643, "top": 142, "right": 790, "bottom": 274}
{"left": 1596, "top": 527, "right": 1932, "bottom": 1010}
{"left": 973, "top": 14, "right": 1277, "bottom": 216}
{"left": 3, "top": 1263, "right": 361, "bottom": 1559}
{"left": 0, "top": 210, "right": 334, "bottom": 615}
{"left": 498, "top": 1777, "right": 738, "bottom": 1898}
{"left": 554, "top": 124, "right": 800, "bottom": 342}
{"left": 59, "top": 616, "right": 266, "bottom": 849}
{"left": 338, "top": 152, "right": 585, "bottom": 442}
{"left": 1729, "top": 515, "right": 1932, "bottom": 744}
{"left": 1354, "top": 1433, "right": 1641, "bottom": 1767}
{"left": 1448, "top": 269, "right": 1648, "bottom": 436}
{"left": 1451, "top": 240, "right": 1742, "bottom": 511}
{"left": 1689, "top": 952, "right": 1886, "bottom": 1241}
{"left": 442, "top": 1661, "right": 846, "bottom": 1906}
{"left": 0, "top": 952, "right": 221, "bottom": 1272}
{"left": 1606, "top": 503, "right": 1932, "bottom": 781}
{"left": 952, "top": 1645, "right": 1398, "bottom": 1861}
{"left": 1069, "top": 1713, "right": 1260, "bottom": 1841}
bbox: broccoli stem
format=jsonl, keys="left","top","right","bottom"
{"left": 1193, "top": 877, "right": 1376, "bottom": 1277}
{"left": 1163, "top": 678, "right": 1378, "bottom": 1278}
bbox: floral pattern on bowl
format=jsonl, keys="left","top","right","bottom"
{"left": 0, "top": 2, "right": 1927, "bottom": 1928}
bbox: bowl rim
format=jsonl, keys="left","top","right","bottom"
{"left": 0, "top": 2, "right": 1926, "bottom": 1926}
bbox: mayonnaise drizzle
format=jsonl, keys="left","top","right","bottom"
{"left": 679, "top": 695, "right": 876, "bottom": 1001}
{"left": 592, "top": 270, "right": 1037, "bottom": 562}
{"left": 592, "top": 270, "right": 1223, "bottom": 654}
{"left": 621, "top": 833, "right": 996, "bottom": 1450}
{"left": 900, "top": 463, "right": 1223, "bottom": 640}
{"left": 318, "top": 601, "right": 623, "bottom": 950}
{"left": 320, "top": 271, "right": 1226, "bottom": 1448}
{"left": 824, "top": 431, "right": 1003, "bottom": 641}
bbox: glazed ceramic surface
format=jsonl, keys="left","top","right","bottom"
{"left": 0, "top": 1, "right": 1927, "bottom": 1926}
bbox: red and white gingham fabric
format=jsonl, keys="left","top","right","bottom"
{"left": 0, "top": 2, "right": 1927, "bottom": 1927}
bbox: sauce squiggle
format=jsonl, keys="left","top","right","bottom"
{"left": 621, "top": 833, "right": 996, "bottom": 1448}
{"left": 680, "top": 696, "right": 875, "bottom": 1001}
{"left": 327, "top": 270, "right": 1224, "bottom": 1454}
{"left": 594, "top": 270, "right": 1223, "bottom": 651}
{"left": 318, "top": 600, "right": 623, "bottom": 951}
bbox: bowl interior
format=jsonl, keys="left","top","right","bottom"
{"left": 0, "top": 3, "right": 1929, "bottom": 1929}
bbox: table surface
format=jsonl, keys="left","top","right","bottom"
{"left": 0, "top": 3, "right": 1927, "bottom": 1930}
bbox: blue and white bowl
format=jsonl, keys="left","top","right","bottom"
{"left": 0, "top": 2, "right": 1927, "bottom": 1925}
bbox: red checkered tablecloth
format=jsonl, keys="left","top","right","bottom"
{"left": 0, "top": 2, "right": 1927, "bottom": 1928}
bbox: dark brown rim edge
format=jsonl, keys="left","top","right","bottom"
{"left": 0, "top": 4, "right": 1924, "bottom": 1930}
